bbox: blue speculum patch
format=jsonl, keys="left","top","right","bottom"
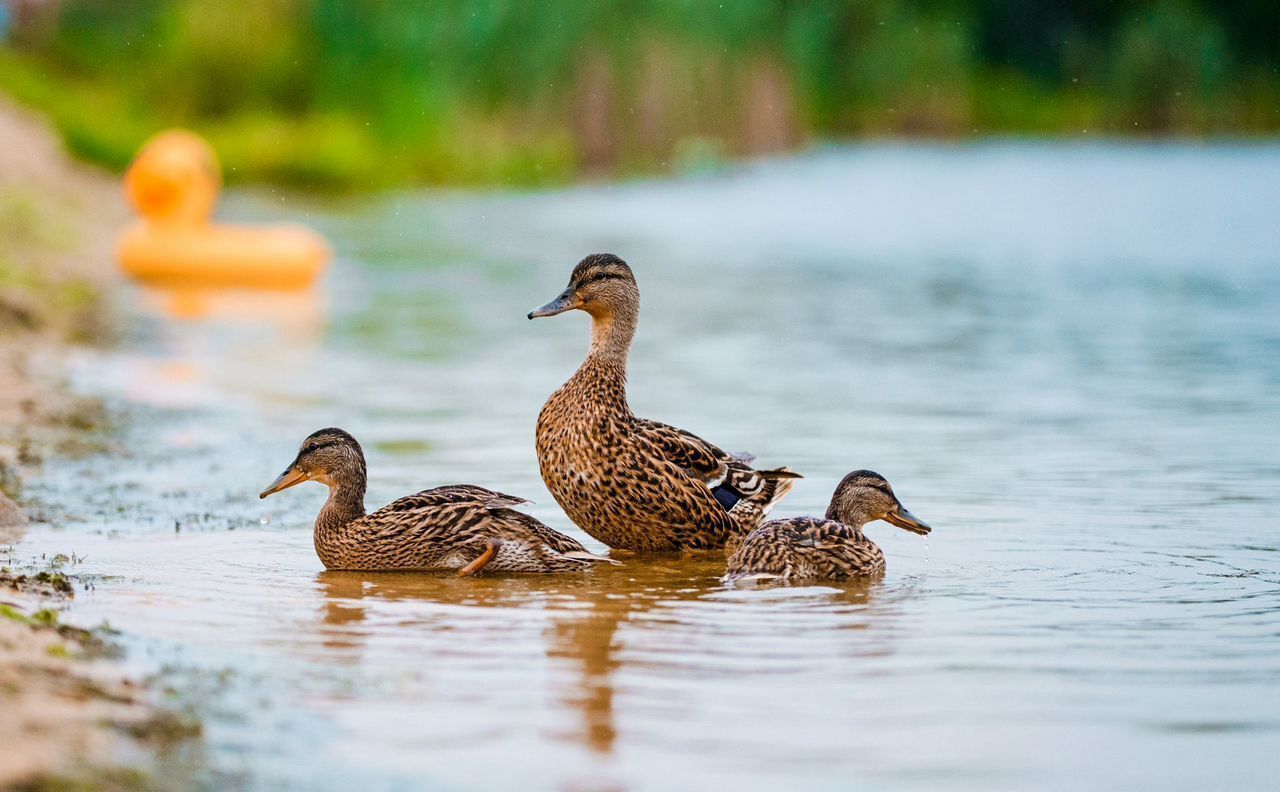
{"left": 712, "top": 484, "right": 741, "bottom": 511}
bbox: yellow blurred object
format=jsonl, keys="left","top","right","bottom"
{"left": 117, "top": 130, "right": 329, "bottom": 290}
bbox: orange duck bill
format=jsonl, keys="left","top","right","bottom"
{"left": 884, "top": 503, "right": 932, "bottom": 535}
{"left": 259, "top": 466, "right": 308, "bottom": 499}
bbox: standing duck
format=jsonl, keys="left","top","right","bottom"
{"left": 528, "top": 253, "right": 799, "bottom": 551}
{"left": 259, "top": 428, "right": 617, "bottom": 574}
{"left": 724, "top": 470, "right": 931, "bottom": 583}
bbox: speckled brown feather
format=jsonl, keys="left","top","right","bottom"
{"left": 724, "top": 517, "right": 885, "bottom": 581}
{"left": 533, "top": 255, "right": 798, "bottom": 551}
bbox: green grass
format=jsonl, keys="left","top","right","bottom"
{"left": 0, "top": 602, "right": 29, "bottom": 624}
{"left": 2, "top": 0, "right": 1277, "bottom": 190}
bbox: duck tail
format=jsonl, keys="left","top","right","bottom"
{"left": 760, "top": 467, "right": 803, "bottom": 479}
{"left": 721, "top": 571, "right": 782, "bottom": 586}
{"left": 561, "top": 549, "right": 622, "bottom": 566}
{"left": 757, "top": 466, "right": 800, "bottom": 515}
{"left": 723, "top": 466, "right": 798, "bottom": 546}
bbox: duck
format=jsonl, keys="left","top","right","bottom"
{"left": 259, "top": 428, "right": 618, "bottom": 574}
{"left": 527, "top": 253, "right": 800, "bottom": 551}
{"left": 723, "top": 470, "right": 931, "bottom": 583}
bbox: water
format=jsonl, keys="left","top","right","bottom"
{"left": 17, "top": 143, "right": 1280, "bottom": 790}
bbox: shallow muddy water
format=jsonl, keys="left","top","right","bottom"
{"left": 17, "top": 143, "right": 1280, "bottom": 790}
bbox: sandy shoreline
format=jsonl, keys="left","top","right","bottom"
{"left": 0, "top": 94, "right": 121, "bottom": 489}
{"left": 0, "top": 98, "right": 198, "bottom": 789}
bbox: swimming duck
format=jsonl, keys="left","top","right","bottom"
{"left": 259, "top": 428, "right": 617, "bottom": 574}
{"left": 528, "top": 253, "right": 800, "bottom": 551}
{"left": 723, "top": 470, "right": 931, "bottom": 583}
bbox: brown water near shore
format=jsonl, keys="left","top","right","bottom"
{"left": 16, "top": 143, "right": 1280, "bottom": 790}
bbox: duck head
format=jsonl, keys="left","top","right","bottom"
{"left": 260, "top": 428, "right": 367, "bottom": 498}
{"left": 825, "top": 470, "right": 932, "bottom": 535}
{"left": 528, "top": 253, "right": 639, "bottom": 321}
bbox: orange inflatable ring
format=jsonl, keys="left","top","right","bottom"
{"left": 116, "top": 130, "right": 329, "bottom": 290}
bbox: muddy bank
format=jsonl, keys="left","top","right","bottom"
{"left": 1, "top": 564, "right": 201, "bottom": 791}
{"left": 0, "top": 98, "right": 198, "bottom": 789}
{"left": 0, "top": 95, "right": 122, "bottom": 507}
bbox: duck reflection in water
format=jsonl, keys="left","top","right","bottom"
{"left": 312, "top": 557, "right": 886, "bottom": 759}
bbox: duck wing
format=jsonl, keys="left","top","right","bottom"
{"left": 723, "top": 520, "right": 801, "bottom": 582}
{"left": 634, "top": 418, "right": 730, "bottom": 485}
{"left": 496, "top": 509, "right": 620, "bottom": 564}
{"left": 634, "top": 418, "right": 800, "bottom": 509}
{"left": 792, "top": 518, "right": 885, "bottom": 577}
{"left": 367, "top": 485, "right": 617, "bottom": 566}
{"left": 362, "top": 485, "right": 527, "bottom": 539}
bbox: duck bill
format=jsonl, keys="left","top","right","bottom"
{"left": 885, "top": 504, "right": 931, "bottom": 535}
{"left": 259, "top": 465, "right": 308, "bottom": 499}
{"left": 527, "top": 288, "right": 578, "bottom": 319}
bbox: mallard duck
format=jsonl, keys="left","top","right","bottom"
{"left": 723, "top": 470, "right": 931, "bottom": 583}
{"left": 259, "top": 428, "right": 617, "bottom": 574}
{"left": 527, "top": 253, "right": 800, "bottom": 551}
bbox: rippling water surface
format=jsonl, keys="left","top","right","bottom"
{"left": 18, "top": 144, "right": 1280, "bottom": 790}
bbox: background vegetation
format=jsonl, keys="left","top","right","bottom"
{"left": 1, "top": 0, "right": 1277, "bottom": 189}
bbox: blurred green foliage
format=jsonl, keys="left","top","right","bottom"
{"left": 1, "top": 0, "right": 1276, "bottom": 189}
